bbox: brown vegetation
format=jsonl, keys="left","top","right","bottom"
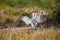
{"left": 0, "top": 27, "right": 60, "bottom": 40}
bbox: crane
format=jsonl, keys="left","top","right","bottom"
{"left": 20, "top": 13, "right": 48, "bottom": 29}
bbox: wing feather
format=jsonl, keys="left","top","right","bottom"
{"left": 20, "top": 16, "right": 31, "bottom": 25}
{"left": 36, "top": 13, "right": 47, "bottom": 23}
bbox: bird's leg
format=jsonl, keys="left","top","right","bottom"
{"left": 35, "top": 23, "right": 37, "bottom": 30}
{"left": 30, "top": 22, "right": 35, "bottom": 29}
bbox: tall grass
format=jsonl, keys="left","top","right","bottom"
{"left": 0, "top": 27, "right": 60, "bottom": 40}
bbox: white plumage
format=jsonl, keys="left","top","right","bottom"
{"left": 20, "top": 13, "right": 47, "bottom": 29}
{"left": 20, "top": 16, "right": 31, "bottom": 25}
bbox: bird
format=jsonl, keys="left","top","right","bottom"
{"left": 20, "top": 12, "right": 48, "bottom": 29}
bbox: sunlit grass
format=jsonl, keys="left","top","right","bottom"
{"left": 0, "top": 27, "right": 60, "bottom": 40}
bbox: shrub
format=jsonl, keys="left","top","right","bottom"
{"left": 5, "top": 17, "right": 14, "bottom": 24}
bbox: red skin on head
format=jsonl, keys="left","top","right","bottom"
{"left": 31, "top": 10, "right": 36, "bottom": 13}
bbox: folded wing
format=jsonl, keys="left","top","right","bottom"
{"left": 36, "top": 13, "right": 47, "bottom": 23}
{"left": 36, "top": 14, "right": 43, "bottom": 23}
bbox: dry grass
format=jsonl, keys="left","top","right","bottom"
{"left": 0, "top": 27, "right": 60, "bottom": 40}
